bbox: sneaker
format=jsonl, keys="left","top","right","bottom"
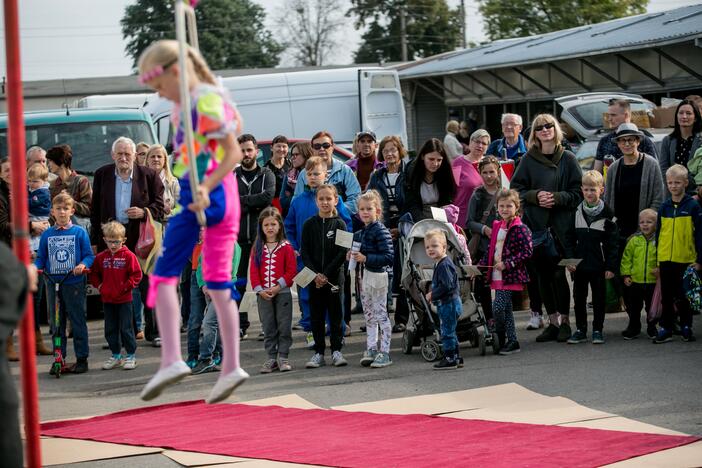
{"left": 360, "top": 349, "right": 377, "bottom": 367}
{"left": 646, "top": 324, "right": 658, "bottom": 339}
{"left": 292, "top": 323, "right": 304, "bottom": 331}
{"left": 123, "top": 355, "right": 137, "bottom": 370}
{"left": 257, "top": 332, "right": 265, "bottom": 341}
{"left": 240, "top": 330, "right": 248, "bottom": 340}
{"left": 621, "top": 328, "right": 640, "bottom": 340}
{"left": 191, "top": 358, "right": 217, "bottom": 375}
{"left": 567, "top": 329, "right": 588, "bottom": 344}
{"left": 653, "top": 328, "right": 673, "bottom": 344}
{"left": 536, "top": 324, "right": 559, "bottom": 342}
{"left": 206, "top": 367, "right": 249, "bottom": 404}
{"left": 140, "top": 361, "right": 190, "bottom": 401}
{"left": 186, "top": 359, "right": 198, "bottom": 369}
{"left": 260, "top": 358, "right": 279, "bottom": 374}
{"left": 433, "top": 356, "right": 458, "bottom": 370}
{"left": 526, "top": 312, "right": 544, "bottom": 330}
{"left": 332, "top": 350, "right": 348, "bottom": 367}
{"left": 392, "top": 323, "right": 406, "bottom": 333}
{"left": 557, "top": 323, "right": 572, "bottom": 342}
{"left": 681, "top": 326, "right": 696, "bottom": 342}
{"left": 278, "top": 358, "right": 292, "bottom": 372}
{"left": 456, "top": 355, "right": 464, "bottom": 368}
{"left": 305, "top": 353, "right": 325, "bottom": 368}
{"left": 592, "top": 331, "right": 605, "bottom": 344}
{"left": 344, "top": 323, "right": 352, "bottom": 337}
{"left": 370, "top": 352, "right": 393, "bottom": 368}
{"left": 152, "top": 337, "right": 161, "bottom": 348}
{"left": 72, "top": 359, "right": 89, "bottom": 374}
{"left": 102, "top": 355, "right": 123, "bottom": 370}
{"left": 305, "top": 332, "right": 315, "bottom": 349}
{"left": 213, "top": 355, "right": 222, "bottom": 367}
{"left": 499, "top": 341, "right": 521, "bottom": 355}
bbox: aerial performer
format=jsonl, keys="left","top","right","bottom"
{"left": 137, "top": 38, "right": 248, "bottom": 403}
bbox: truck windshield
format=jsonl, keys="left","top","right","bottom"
{"left": 0, "top": 120, "right": 154, "bottom": 176}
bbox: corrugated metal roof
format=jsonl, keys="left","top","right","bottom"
{"left": 398, "top": 4, "right": 702, "bottom": 79}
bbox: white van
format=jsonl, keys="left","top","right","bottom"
{"left": 79, "top": 67, "right": 407, "bottom": 151}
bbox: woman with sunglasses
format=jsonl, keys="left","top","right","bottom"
{"left": 511, "top": 114, "right": 582, "bottom": 344}
{"left": 294, "top": 131, "right": 361, "bottom": 215}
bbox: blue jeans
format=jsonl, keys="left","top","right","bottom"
{"left": 436, "top": 296, "right": 461, "bottom": 355}
{"left": 131, "top": 288, "right": 143, "bottom": 332}
{"left": 104, "top": 302, "right": 137, "bottom": 356}
{"left": 199, "top": 301, "right": 222, "bottom": 360}
{"left": 295, "top": 257, "right": 311, "bottom": 332}
{"left": 187, "top": 272, "right": 207, "bottom": 361}
{"left": 46, "top": 278, "right": 89, "bottom": 360}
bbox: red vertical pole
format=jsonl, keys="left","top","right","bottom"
{"left": 3, "top": 1, "right": 42, "bottom": 467}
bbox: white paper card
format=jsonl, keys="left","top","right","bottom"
{"left": 294, "top": 267, "right": 317, "bottom": 288}
{"left": 335, "top": 229, "right": 354, "bottom": 248}
{"left": 239, "top": 292, "right": 257, "bottom": 312}
{"left": 558, "top": 258, "right": 583, "bottom": 267}
{"left": 431, "top": 207, "right": 448, "bottom": 222}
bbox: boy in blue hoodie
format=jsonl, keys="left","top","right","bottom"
{"left": 35, "top": 192, "right": 94, "bottom": 373}
{"left": 284, "top": 157, "right": 352, "bottom": 347}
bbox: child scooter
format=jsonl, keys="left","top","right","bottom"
{"left": 41, "top": 270, "right": 76, "bottom": 378}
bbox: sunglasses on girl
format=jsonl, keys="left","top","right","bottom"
{"left": 312, "top": 142, "right": 332, "bottom": 150}
{"left": 534, "top": 123, "right": 555, "bottom": 132}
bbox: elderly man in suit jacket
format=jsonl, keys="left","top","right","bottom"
{"left": 91, "top": 137, "right": 165, "bottom": 343}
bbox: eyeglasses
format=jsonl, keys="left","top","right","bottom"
{"left": 534, "top": 123, "right": 555, "bottom": 132}
{"left": 312, "top": 143, "right": 332, "bottom": 150}
{"left": 616, "top": 137, "right": 638, "bottom": 145}
{"left": 104, "top": 239, "right": 123, "bottom": 245}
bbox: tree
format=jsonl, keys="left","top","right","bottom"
{"left": 121, "top": 0, "right": 283, "bottom": 71}
{"left": 348, "top": 0, "right": 462, "bottom": 64}
{"left": 478, "top": 0, "right": 649, "bottom": 41}
{"left": 276, "top": 0, "right": 347, "bottom": 66}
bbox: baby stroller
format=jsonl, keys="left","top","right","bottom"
{"left": 399, "top": 218, "right": 499, "bottom": 361}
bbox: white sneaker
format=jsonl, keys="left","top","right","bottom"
{"left": 305, "top": 332, "right": 315, "bottom": 349}
{"left": 526, "top": 312, "right": 544, "bottom": 330}
{"left": 305, "top": 353, "right": 325, "bottom": 368}
{"left": 206, "top": 367, "right": 249, "bottom": 404}
{"left": 140, "top": 361, "right": 191, "bottom": 401}
{"left": 123, "top": 355, "right": 137, "bottom": 370}
{"left": 331, "top": 350, "right": 348, "bottom": 367}
{"left": 102, "top": 355, "right": 123, "bottom": 370}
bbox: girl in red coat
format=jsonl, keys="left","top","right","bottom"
{"left": 249, "top": 207, "right": 297, "bottom": 373}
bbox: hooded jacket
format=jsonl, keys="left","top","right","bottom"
{"left": 236, "top": 165, "right": 276, "bottom": 244}
{"left": 510, "top": 145, "right": 582, "bottom": 258}
{"left": 480, "top": 217, "right": 532, "bottom": 287}
{"left": 353, "top": 221, "right": 393, "bottom": 273}
{"left": 621, "top": 232, "right": 657, "bottom": 285}
{"left": 301, "top": 215, "right": 348, "bottom": 285}
{"left": 294, "top": 159, "right": 362, "bottom": 214}
{"left": 283, "top": 189, "right": 352, "bottom": 252}
{"left": 89, "top": 246, "right": 143, "bottom": 304}
{"left": 570, "top": 203, "right": 619, "bottom": 273}
{"left": 656, "top": 194, "right": 702, "bottom": 264}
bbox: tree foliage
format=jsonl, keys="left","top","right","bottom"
{"left": 348, "top": 0, "right": 462, "bottom": 64}
{"left": 478, "top": 0, "right": 649, "bottom": 41}
{"left": 121, "top": 0, "right": 283, "bottom": 71}
{"left": 277, "top": 0, "right": 346, "bottom": 66}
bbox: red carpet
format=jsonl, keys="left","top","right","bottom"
{"left": 41, "top": 401, "right": 698, "bottom": 467}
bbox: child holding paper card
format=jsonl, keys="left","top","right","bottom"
{"left": 566, "top": 170, "right": 619, "bottom": 345}
{"left": 352, "top": 190, "right": 394, "bottom": 368}
{"left": 301, "top": 184, "right": 349, "bottom": 368}
{"left": 249, "top": 207, "right": 296, "bottom": 373}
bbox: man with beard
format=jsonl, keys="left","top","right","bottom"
{"left": 235, "top": 134, "right": 275, "bottom": 338}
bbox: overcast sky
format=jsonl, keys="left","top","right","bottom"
{"left": 0, "top": 0, "right": 696, "bottom": 81}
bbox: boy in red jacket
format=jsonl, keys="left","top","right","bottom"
{"left": 90, "top": 222, "right": 143, "bottom": 370}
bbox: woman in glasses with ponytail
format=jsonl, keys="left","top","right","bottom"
{"left": 511, "top": 114, "right": 583, "bottom": 344}
{"left": 293, "top": 131, "right": 361, "bottom": 215}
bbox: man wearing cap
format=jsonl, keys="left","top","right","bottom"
{"left": 594, "top": 99, "right": 658, "bottom": 174}
{"left": 347, "top": 131, "right": 383, "bottom": 191}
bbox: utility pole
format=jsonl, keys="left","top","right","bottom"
{"left": 460, "top": 0, "right": 467, "bottom": 48}
{"left": 400, "top": 4, "right": 408, "bottom": 62}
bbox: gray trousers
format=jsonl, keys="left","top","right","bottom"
{"left": 258, "top": 291, "right": 293, "bottom": 359}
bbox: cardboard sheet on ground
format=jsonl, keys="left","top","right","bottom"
{"left": 331, "top": 383, "right": 548, "bottom": 414}
{"left": 444, "top": 396, "right": 614, "bottom": 425}
{"left": 603, "top": 439, "right": 702, "bottom": 467}
{"left": 162, "top": 450, "right": 247, "bottom": 466}
{"left": 40, "top": 437, "right": 162, "bottom": 466}
{"left": 562, "top": 416, "right": 687, "bottom": 436}
{"left": 241, "top": 393, "right": 322, "bottom": 409}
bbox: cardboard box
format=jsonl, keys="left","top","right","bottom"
{"left": 603, "top": 110, "right": 652, "bottom": 129}
{"left": 650, "top": 106, "right": 676, "bottom": 128}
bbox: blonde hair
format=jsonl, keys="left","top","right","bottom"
{"left": 357, "top": 190, "right": 383, "bottom": 222}
{"left": 315, "top": 184, "right": 338, "bottom": 217}
{"left": 52, "top": 192, "right": 74, "bottom": 208}
{"left": 496, "top": 188, "right": 521, "bottom": 210}
{"left": 639, "top": 208, "right": 657, "bottom": 223}
{"left": 305, "top": 156, "right": 326, "bottom": 172}
{"left": 527, "top": 114, "right": 564, "bottom": 150}
{"left": 146, "top": 144, "right": 176, "bottom": 185}
{"left": 27, "top": 162, "right": 48, "bottom": 181}
{"left": 666, "top": 164, "right": 688, "bottom": 181}
{"left": 446, "top": 120, "right": 460, "bottom": 134}
{"left": 138, "top": 39, "right": 216, "bottom": 86}
{"left": 102, "top": 221, "right": 126, "bottom": 239}
{"left": 136, "top": 142, "right": 150, "bottom": 152}
{"left": 582, "top": 170, "right": 604, "bottom": 187}
{"left": 424, "top": 229, "right": 447, "bottom": 247}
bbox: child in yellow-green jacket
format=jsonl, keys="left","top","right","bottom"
{"left": 620, "top": 209, "right": 658, "bottom": 340}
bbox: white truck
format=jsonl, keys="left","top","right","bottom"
{"left": 78, "top": 66, "right": 407, "bottom": 151}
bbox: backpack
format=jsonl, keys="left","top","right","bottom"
{"left": 683, "top": 265, "right": 702, "bottom": 313}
